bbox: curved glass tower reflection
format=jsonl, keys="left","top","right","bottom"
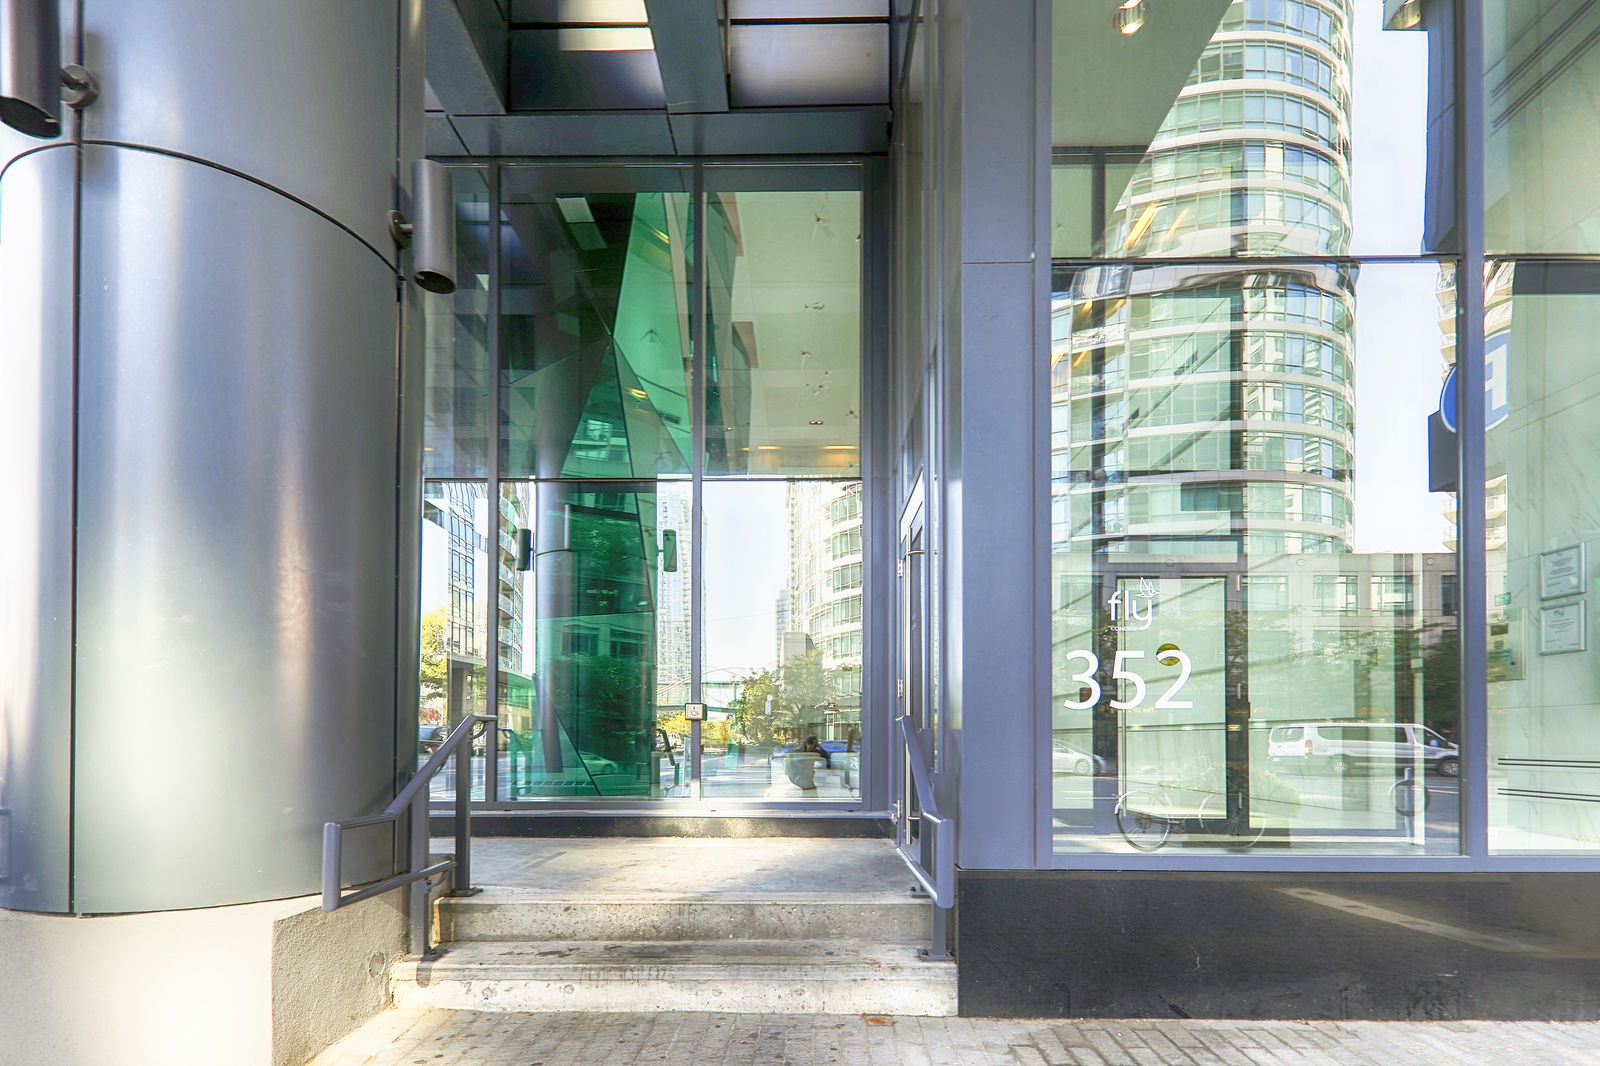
{"left": 1054, "top": 0, "right": 1356, "bottom": 558}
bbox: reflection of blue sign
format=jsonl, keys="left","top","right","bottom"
{"left": 1438, "top": 333, "right": 1510, "bottom": 433}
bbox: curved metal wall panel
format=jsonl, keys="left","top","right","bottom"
{"left": 80, "top": 0, "right": 402, "bottom": 256}
{"left": 72, "top": 146, "right": 400, "bottom": 913}
{"left": 0, "top": 144, "right": 76, "bottom": 914}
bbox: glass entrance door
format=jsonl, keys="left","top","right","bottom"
{"left": 419, "top": 163, "right": 871, "bottom": 807}
{"left": 1055, "top": 573, "right": 1247, "bottom": 846}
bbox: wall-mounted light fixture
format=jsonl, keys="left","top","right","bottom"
{"left": 1114, "top": 0, "right": 1149, "bottom": 36}
{"left": 388, "top": 160, "right": 458, "bottom": 294}
{"left": 1, "top": 0, "right": 96, "bottom": 138}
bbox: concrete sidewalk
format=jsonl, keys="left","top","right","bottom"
{"left": 309, "top": 1009, "right": 1600, "bottom": 1065}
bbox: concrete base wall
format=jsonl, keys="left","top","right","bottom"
{"left": 0, "top": 890, "right": 405, "bottom": 1066}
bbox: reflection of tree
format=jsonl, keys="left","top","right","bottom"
{"left": 554, "top": 652, "right": 648, "bottom": 763}
{"left": 659, "top": 711, "right": 730, "bottom": 747}
{"left": 1418, "top": 624, "right": 1460, "bottom": 738}
{"left": 419, "top": 607, "right": 449, "bottom": 723}
{"left": 731, "top": 650, "right": 841, "bottom": 744}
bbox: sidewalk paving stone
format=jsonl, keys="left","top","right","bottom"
{"left": 308, "top": 1010, "right": 1600, "bottom": 1066}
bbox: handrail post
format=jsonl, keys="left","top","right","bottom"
{"left": 319, "top": 714, "right": 495, "bottom": 956}
{"left": 453, "top": 722, "right": 473, "bottom": 895}
{"left": 409, "top": 790, "right": 430, "bottom": 956}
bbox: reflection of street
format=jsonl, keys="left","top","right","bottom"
{"left": 1051, "top": 766, "right": 1461, "bottom": 853}
{"left": 425, "top": 748, "right": 861, "bottom": 801}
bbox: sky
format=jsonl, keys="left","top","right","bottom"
{"left": 1345, "top": 0, "right": 1454, "bottom": 555}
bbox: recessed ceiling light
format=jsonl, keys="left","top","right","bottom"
{"left": 1114, "top": 0, "right": 1148, "bottom": 35}
{"left": 809, "top": 420, "right": 825, "bottom": 426}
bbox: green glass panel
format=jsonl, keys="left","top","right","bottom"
{"left": 501, "top": 187, "right": 694, "bottom": 478}
{"left": 497, "top": 481, "right": 689, "bottom": 799}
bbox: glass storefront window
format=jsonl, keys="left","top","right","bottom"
{"left": 1050, "top": 258, "right": 1460, "bottom": 855}
{"left": 1484, "top": 263, "right": 1600, "bottom": 852}
{"left": 1048, "top": 0, "right": 1465, "bottom": 856}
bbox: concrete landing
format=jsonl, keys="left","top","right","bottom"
{"left": 447, "top": 835, "right": 917, "bottom": 900}
{"left": 406, "top": 836, "right": 955, "bottom": 1017}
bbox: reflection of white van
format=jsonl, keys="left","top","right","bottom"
{"left": 1267, "top": 722, "right": 1459, "bottom": 777}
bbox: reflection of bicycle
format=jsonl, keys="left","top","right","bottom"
{"left": 1391, "top": 766, "right": 1430, "bottom": 817}
{"left": 1114, "top": 784, "right": 1267, "bottom": 851}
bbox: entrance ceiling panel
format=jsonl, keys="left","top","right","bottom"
{"left": 426, "top": 0, "right": 509, "bottom": 115}
{"left": 729, "top": 23, "right": 889, "bottom": 107}
{"left": 427, "top": 113, "right": 471, "bottom": 155}
{"left": 1051, "top": 0, "right": 1230, "bottom": 149}
{"left": 644, "top": 0, "right": 730, "bottom": 113}
{"left": 512, "top": 0, "right": 648, "bottom": 21}
{"left": 669, "top": 107, "right": 890, "bottom": 155}
{"left": 508, "top": 28, "right": 666, "bottom": 109}
{"left": 432, "top": 0, "right": 893, "bottom": 155}
{"left": 729, "top": 0, "right": 889, "bottom": 17}
{"left": 452, "top": 113, "right": 677, "bottom": 155}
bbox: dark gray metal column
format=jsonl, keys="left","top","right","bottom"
{"left": 0, "top": 126, "right": 77, "bottom": 915}
{"left": 2, "top": 0, "right": 426, "bottom": 914}
{"left": 939, "top": 0, "right": 1045, "bottom": 870}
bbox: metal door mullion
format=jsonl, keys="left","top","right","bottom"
{"left": 1456, "top": 0, "right": 1490, "bottom": 862}
{"left": 484, "top": 163, "right": 503, "bottom": 804}
{"left": 689, "top": 163, "right": 707, "bottom": 799}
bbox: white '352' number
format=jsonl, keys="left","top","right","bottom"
{"left": 1061, "top": 649, "right": 1193, "bottom": 710}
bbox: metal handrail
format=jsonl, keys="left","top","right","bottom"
{"left": 894, "top": 714, "right": 954, "bottom": 960}
{"left": 322, "top": 713, "right": 496, "bottom": 957}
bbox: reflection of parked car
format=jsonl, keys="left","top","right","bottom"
{"left": 769, "top": 740, "right": 851, "bottom": 764}
{"left": 1267, "top": 721, "right": 1459, "bottom": 777}
{"left": 769, "top": 740, "right": 859, "bottom": 790}
{"left": 1052, "top": 741, "right": 1106, "bottom": 776}
{"left": 418, "top": 725, "right": 445, "bottom": 758}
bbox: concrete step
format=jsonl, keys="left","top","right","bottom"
{"left": 437, "top": 893, "right": 931, "bottom": 943}
{"left": 392, "top": 938, "right": 957, "bottom": 1016}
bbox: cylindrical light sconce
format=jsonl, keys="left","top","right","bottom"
{"left": 408, "top": 159, "right": 458, "bottom": 294}
{"left": 0, "top": 0, "right": 61, "bottom": 138}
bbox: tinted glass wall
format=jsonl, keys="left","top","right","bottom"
{"left": 421, "top": 165, "right": 868, "bottom": 804}
{"left": 1049, "top": 0, "right": 1461, "bottom": 855}
{"left": 1483, "top": 1, "right": 1600, "bottom": 853}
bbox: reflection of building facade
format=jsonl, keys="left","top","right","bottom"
{"left": 429, "top": 482, "right": 487, "bottom": 660}
{"left": 654, "top": 491, "right": 692, "bottom": 710}
{"left": 785, "top": 481, "right": 864, "bottom": 705}
{"left": 1055, "top": 0, "right": 1357, "bottom": 561}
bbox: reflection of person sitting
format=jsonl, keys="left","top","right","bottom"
{"left": 784, "top": 735, "right": 830, "bottom": 790}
